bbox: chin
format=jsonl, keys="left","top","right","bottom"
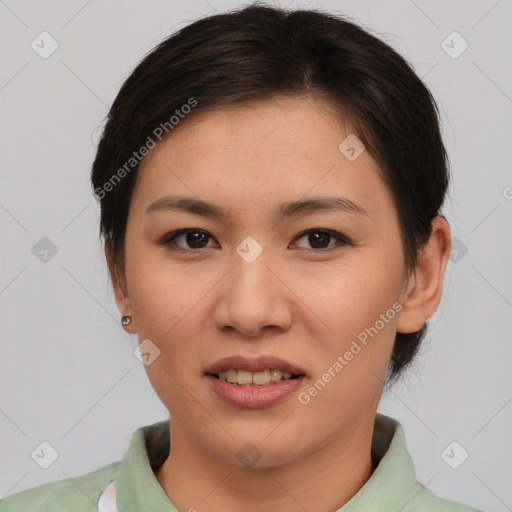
{"left": 207, "top": 431, "right": 305, "bottom": 469}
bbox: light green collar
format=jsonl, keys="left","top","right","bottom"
{"left": 113, "top": 413, "right": 420, "bottom": 511}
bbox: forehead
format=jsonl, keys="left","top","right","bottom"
{"left": 132, "top": 96, "right": 395, "bottom": 222}
{"left": 151, "top": 95, "right": 356, "bottom": 158}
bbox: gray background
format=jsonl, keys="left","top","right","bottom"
{"left": 1, "top": 0, "right": 511, "bottom": 510}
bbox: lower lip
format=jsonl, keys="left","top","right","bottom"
{"left": 206, "top": 374, "right": 305, "bottom": 408}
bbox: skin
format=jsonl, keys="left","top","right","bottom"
{"left": 108, "top": 95, "right": 451, "bottom": 512}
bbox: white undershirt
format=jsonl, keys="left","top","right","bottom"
{"left": 97, "top": 480, "right": 117, "bottom": 512}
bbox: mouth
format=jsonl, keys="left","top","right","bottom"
{"left": 205, "top": 355, "right": 306, "bottom": 386}
{"left": 205, "top": 355, "right": 306, "bottom": 406}
{"left": 208, "top": 369, "right": 303, "bottom": 386}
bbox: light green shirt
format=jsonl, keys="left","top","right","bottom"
{"left": 0, "top": 413, "right": 482, "bottom": 511}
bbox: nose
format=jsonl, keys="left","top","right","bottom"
{"left": 213, "top": 247, "right": 293, "bottom": 339}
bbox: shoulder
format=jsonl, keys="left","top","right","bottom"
{"left": 370, "top": 413, "right": 484, "bottom": 512}
{"left": 0, "top": 461, "right": 120, "bottom": 512}
{"left": 404, "top": 482, "right": 484, "bottom": 511}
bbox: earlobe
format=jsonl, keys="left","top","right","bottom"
{"left": 105, "top": 242, "right": 137, "bottom": 334}
{"left": 396, "top": 216, "right": 451, "bottom": 334}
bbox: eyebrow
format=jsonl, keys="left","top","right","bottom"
{"left": 145, "top": 195, "right": 369, "bottom": 220}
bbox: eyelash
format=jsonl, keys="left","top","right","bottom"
{"left": 160, "top": 228, "right": 352, "bottom": 253}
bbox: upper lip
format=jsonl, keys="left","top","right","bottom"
{"left": 206, "top": 355, "right": 306, "bottom": 376}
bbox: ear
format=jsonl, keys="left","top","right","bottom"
{"left": 105, "top": 241, "right": 137, "bottom": 334}
{"left": 396, "top": 216, "right": 451, "bottom": 334}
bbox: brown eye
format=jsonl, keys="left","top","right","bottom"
{"left": 163, "top": 229, "right": 216, "bottom": 250}
{"left": 294, "top": 229, "right": 351, "bottom": 251}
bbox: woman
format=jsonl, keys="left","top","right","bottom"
{"left": 0, "top": 3, "right": 483, "bottom": 511}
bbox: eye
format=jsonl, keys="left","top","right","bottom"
{"left": 292, "top": 229, "right": 352, "bottom": 252}
{"left": 161, "top": 229, "right": 217, "bottom": 250}
{"left": 160, "top": 228, "right": 352, "bottom": 253}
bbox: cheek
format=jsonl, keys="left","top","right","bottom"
{"left": 295, "top": 276, "right": 397, "bottom": 432}
{"left": 125, "top": 248, "right": 216, "bottom": 392}
{"left": 126, "top": 245, "right": 210, "bottom": 339}
{"left": 295, "top": 258, "right": 400, "bottom": 336}
{"left": 293, "top": 259, "right": 400, "bottom": 388}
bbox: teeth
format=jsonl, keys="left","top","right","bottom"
{"left": 236, "top": 370, "right": 253, "bottom": 385}
{"left": 217, "top": 369, "right": 298, "bottom": 386}
{"left": 225, "top": 369, "right": 238, "bottom": 383}
{"left": 250, "top": 369, "right": 269, "bottom": 385}
{"left": 270, "top": 369, "right": 282, "bottom": 382}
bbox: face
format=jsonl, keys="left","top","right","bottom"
{"left": 113, "top": 96, "right": 416, "bottom": 468}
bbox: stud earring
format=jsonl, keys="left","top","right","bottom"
{"left": 121, "top": 315, "right": 132, "bottom": 326}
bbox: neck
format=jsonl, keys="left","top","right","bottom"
{"left": 155, "top": 414, "right": 376, "bottom": 512}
